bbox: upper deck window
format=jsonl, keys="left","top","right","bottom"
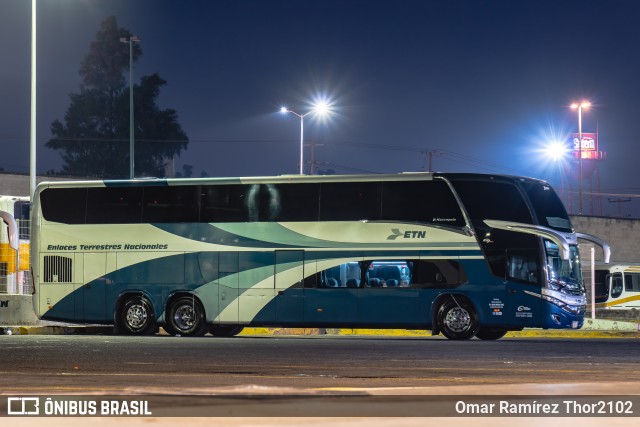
{"left": 381, "top": 180, "right": 465, "bottom": 227}
{"left": 87, "top": 187, "right": 142, "bottom": 223}
{"left": 40, "top": 188, "right": 87, "bottom": 224}
{"left": 39, "top": 178, "right": 466, "bottom": 226}
{"left": 450, "top": 180, "right": 533, "bottom": 224}
{"left": 319, "top": 182, "right": 381, "bottom": 221}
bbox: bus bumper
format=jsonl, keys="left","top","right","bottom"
{"left": 545, "top": 304, "right": 585, "bottom": 329}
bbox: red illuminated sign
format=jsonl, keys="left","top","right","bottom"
{"left": 572, "top": 132, "right": 598, "bottom": 152}
{"left": 572, "top": 151, "right": 606, "bottom": 160}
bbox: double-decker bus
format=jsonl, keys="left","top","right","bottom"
{"left": 29, "top": 173, "right": 610, "bottom": 339}
{"left": 594, "top": 263, "right": 640, "bottom": 310}
{"left": 0, "top": 195, "right": 30, "bottom": 294}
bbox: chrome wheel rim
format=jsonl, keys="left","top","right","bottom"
{"left": 126, "top": 303, "right": 148, "bottom": 330}
{"left": 173, "top": 304, "right": 196, "bottom": 331}
{"left": 444, "top": 307, "right": 471, "bottom": 333}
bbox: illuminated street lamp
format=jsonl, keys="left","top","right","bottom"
{"left": 279, "top": 101, "right": 331, "bottom": 174}
{"left": 545, "top": 141, "right": 568, "bottom": 162}
{"left": 544, "top": 140, "right": 570, "bottom": 211}
{"left": 120, "top": 35, "right": 140, "bottom": 179}
{"left": 570, "top": 101, "right": 591, "bottom": 215}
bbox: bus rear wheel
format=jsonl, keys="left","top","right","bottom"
{"left": 437, "top": 298, "right": 479, "bottom": 340}
{"left": 118, "top": 296, "right": 156, "bottom": 335}
{"left": 475, "top": 328, "right": 508, "bottom": 340}
{"left": 210, "top": 326, "right": 244, "bottom": 337}
{"left": 165, "top": 296, "right": 207, "bottom": 337}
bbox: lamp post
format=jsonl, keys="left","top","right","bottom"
{"left": 279, "top": 101, "right": 330, "bottom": 174}
{"left": 570, "top": 101, "right": 591, "bottom": 215}
{"left": 30, "top": 0, "right": 36, "bottom": 198}
{"left": 120, "top": 35, "right": 140, "bottom": 179}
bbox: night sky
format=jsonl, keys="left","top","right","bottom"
{"left": 1, "top": 0, "right": 639, "bottom": 217}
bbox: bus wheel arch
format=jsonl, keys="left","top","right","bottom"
{"left": 116, "top": 293, "right": 157, "bottom": 335}
{"left": 164, "top": 293, "right": 208, "bottom": 337}
{"left": 435, "top": 294, "right": 479, "bottom": 340}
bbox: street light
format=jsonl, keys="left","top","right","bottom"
{"left": 279, "top": 101, "right": 331, "bottom": 174}
{"left": 120, "top": 35, "right": 140, "bottom": 179}
{"left": 570, "top": 100, "right": 591, "bottom": 215}
{"left": 30, "top": 0, "right": 36, "bottom": 197}
{"left": 544, "top": 140, "right": 570, "bottom": 211}
{"left": 544, "top": 141, "right": 568, "bottom": 162}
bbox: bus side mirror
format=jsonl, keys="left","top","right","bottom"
{"left": 0, "top": 210, "right": 19, "bottom": 251}
{"left": 575, "top": 233, "right": 611, "bottom": 264}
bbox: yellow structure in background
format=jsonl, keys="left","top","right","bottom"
{"left": 0, "top": 195, "right": 30, "bottom": 294}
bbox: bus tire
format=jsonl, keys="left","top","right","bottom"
{"left": 118, "top": 296, "right": 156, "bottom": 335}
{"left": 165, "top": 296, "right": 208, "bottom": 337}
{"left": 475, "top": 327, "right": 507, "bottom": 340}
{"left": 437, "top": 298, "right": 478, "bottom": 340}
{"left": 210, "top": 326, "right": 244, "bottom": 337}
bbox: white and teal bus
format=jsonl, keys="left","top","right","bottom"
{"left": 30, "top": 173, "right": 610, "bottom": 339}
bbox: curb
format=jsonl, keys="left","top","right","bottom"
{"left": 0, "top": 325, "right": 114, "bottom": 336}
{"left": 240, "top": 327, "right": 640, "bottom": 338}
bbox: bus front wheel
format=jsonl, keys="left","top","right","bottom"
{"left": 118, "top": 296, "right": 156, "bottom": 335}
{"left": 475, "top": 327, "right": 508, "bottom": 340}
{"left": 437, "top": 299, "right": 479, "bottom": 340}
{"left": 165, "top": 296, "right": 207, "bottom": 337}
{"left": 210, "top": 326, "right": 244, "bottom": 337}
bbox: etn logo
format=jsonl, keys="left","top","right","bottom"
{"left": 387, "top": 229, "right": 426, "bottom": 240}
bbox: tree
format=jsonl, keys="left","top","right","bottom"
{"left": 175, "top": 164, "right": 193, "bottom": 178}
{"left": 46, "top": 16, "right": 188, "bottom": 178}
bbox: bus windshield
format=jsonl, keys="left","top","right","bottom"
{"left": 521, "top": 182, "right": 572, "bottom": 232}
{"left": 545, "top": 240, "right": 583, "bottom": 293}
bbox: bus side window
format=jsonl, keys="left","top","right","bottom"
{"left": 611, "top": 273, "right": 623, "bottom": 298}
{"left": 625, "top": 273, "right": 640, "bottom": 292}
{"left": 506, "top": 251, "right": 540, "bottom": 285}
{"left": 411, "top": 260, "right": 464, "bottom": 288}
{"left": 304, "top": 272, "right": 318, "bottom": 288}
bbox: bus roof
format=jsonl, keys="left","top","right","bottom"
{"left": 33, "top": 172, "right": 550, "bottom": 191}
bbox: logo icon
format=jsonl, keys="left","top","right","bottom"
{"left": 386, "top": 229, "right": 426, "bottom": 240}
{"left": 7, "top": 397, "right": 40, "bottom": 415}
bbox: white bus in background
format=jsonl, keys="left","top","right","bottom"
{"left": 594, "top": 263, "right": 640, "bottom": 310}
{"left": 0, "top": 195, "right": 31, "bottom": 294}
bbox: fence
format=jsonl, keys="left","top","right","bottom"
{"left": 0, "top": 218, "right": 31, "bottom": 295}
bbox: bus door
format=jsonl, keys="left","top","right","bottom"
{"left": 622, "top": 271, "right": 640, "bottom": 308}
{"left": 505, "top": 250, "right": 542, "bottom": 327}
{"left": 80, "top": 252, "right": 115, "bottom": 322}
{"left": 218, "top": 252, "right": 239, "bottom": 323}
{"left": 238, "top": 252, "right": 276, "bottom": 323}
{"left": 303, "top": 258, "right": 359, "bottom": 325}
{"left": 358, "top": 259, "right": 422, "bottom": 326}
{"left": 609, "top": 273, "right": 623, "bottom": 303}
{"left": 274, "top": 250, "right": 304, "bottom": 324}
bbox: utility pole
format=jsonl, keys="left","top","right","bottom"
{"left": 421, "top": 150, "right": 442, "bottom": 172}
{"left": 120, "top": 35, "right": 140, "bottom": 179}
{"left": 304, "top": 142, "right": 324, "bottom": 175}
